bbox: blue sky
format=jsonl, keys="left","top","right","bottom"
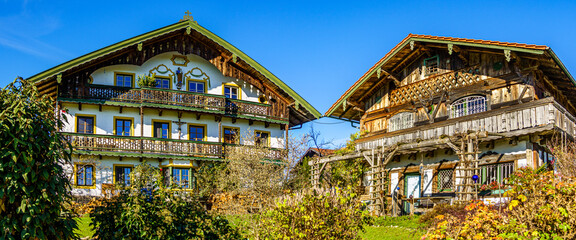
{"left": 2, "top": 0, "right": 576, "bottom": 148}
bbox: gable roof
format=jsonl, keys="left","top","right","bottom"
{"left": 28, "top": 19, "right": 321, "bottom": 122}
{"left": 325, "top": 34, "right": 575, "bottom": 121}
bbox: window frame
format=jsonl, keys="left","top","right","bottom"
{"left": 437, "top": 169, "right": 454, "bottom": 192}
{"left": 75, "top": 163, "right": 95, "bottom": 188}
{"left": 450, "top": 95, "right": 487, "bottom": 119}
{"left": 188, "top": 124, "right": 207, "bottom": 141}
{"left": 75, "top": 114, "right": 96, "bottom": 134}
{"left": 151, "top": 119, "right": 171, "bottom": 139}
{"left": 223, "top": 83, "right": 241, "bottom": 99}
{"left": 114, "top": 72, "right": 135, "bottom": 88}
{"left": 387, "top": 111, "right": 414, "bottom": 132}
{"left": 222, "top": 126, "right": 240, "bottom": 144}
{"left": 187, "top": 79, "right": 207, "bottom": 93}
{"left": 113, "top": 164, "right": 134, "bottom": 186}
{"left": 480, "top": 162, "right": 515, "bottom": 186}
{"left": 155, "top": 76, "right": 172, "bottom": 89}
{"left": 255, "top": 130, "right": 271, "bottom": 147}
{"left": 113, "top": 117, "right": 134, "bottom": 136}
{"left": 423, "top": 55, "right": 440, "bottom": 76}
{"left": 172, "top": 167, "right": 193, "bottom": 189}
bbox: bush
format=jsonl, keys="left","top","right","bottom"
{"left": 137, "top": 73, "right": 157, "bottom": 88}
{"left": 0, "top": 78, "right": 76, "bottom": 239}
{"left": 91, "top": 163, "right": 241, "bottom": 239}
{"left": 424, "top": 167, "right": 576, "bottom": 239}
{"left": 259, "top": 187, "right": 371, "bottom": 240}
{"left": 419, "top": 203, "right": 467, "bottom": 228}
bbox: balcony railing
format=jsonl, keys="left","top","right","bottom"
{"left": 59, "top": 85, "right": 287, "bottom": 122}
{"left": 357, "top": 98, "right": 576, "bottom": 150}
{"left": 61, "top": 132, "right": 284, "bottom": 160}
{"left": 389, "top": 66, "right": 483, "bottom": 107}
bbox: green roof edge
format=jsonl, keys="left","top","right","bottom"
{"left": 27, "top": 19, "right": 321, "bottom": 120}
{"left": 325, "top": 37, "right": 548, "bottom": 118}
{"left": 188, "top": 21, "right": 321, "bottom": 119}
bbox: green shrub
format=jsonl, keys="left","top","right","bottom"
{"left": 137, "top": 73, "right": 157, "bottom": 88}
{"left": 91, "top": 164, "right": 241, "bottom": 239}
{"left": 0, "top": 78, "right": 76, "bottom": 239}
{"left": 259, "top": 187, "right": 371, "bottom": 240}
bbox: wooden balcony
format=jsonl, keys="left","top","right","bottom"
{"left": 389, "top": 66, "right": 483, "bottom": 107}
{"left": 59, "top": 85, "right": 288, "bottom": 123}
{"left": 61, "top": 132, "right": 284, "bottom": 160}
{"left": 357, "top": 98, "right": 576, "bottom": 151}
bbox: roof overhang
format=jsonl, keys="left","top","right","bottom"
{"left": 28, "top": 19, "right": 321, "bottom": 124}
{"left": 325, "top": 34, "right": 575, "bottom": 121}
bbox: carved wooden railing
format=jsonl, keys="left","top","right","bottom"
{"left": 357, "top": 98, "right": 576, "bottom": 150}
{"left": 62, "top": 132, "right": 223, "bottom": 157}
{"left": 61, "top": 132, "right": 284, "bottom": 160}
{"left": 60, "top": 85, "right": 287, "bottom": 121}
{"left": 223, "top": 144, "right": 286, "bottom": 161}
{"left": 389, "top": 66, "right": 482, "bottom": 107}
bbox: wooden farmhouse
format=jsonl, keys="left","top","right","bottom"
{"left": 28, "top": 14, "right": 320, "bottom": 197}
{"left": 315, "top": 34, "right": 576, "bottom": 215}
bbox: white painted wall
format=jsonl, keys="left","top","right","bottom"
{"left": 60, "top": 52, "right": 287, "bottom": 197}
{"left": 90, "top": 52, "right": 263, "bottom": 102}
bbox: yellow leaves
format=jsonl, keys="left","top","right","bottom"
{"left": 435, "top": 215, "right": 445, "bottom": 220}
{"left": 509, "top": 200, "right": 519, "bottom": 210}
{"left": 518, "top": 194, "right": 527, "bottom": 202}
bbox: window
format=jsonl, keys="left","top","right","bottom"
{"left": 255, "top": 131, "right": 270, "bottom": 147}
{"left": 224, "top": 85, "right": 239, "bottom": 99}
{"left": 189, "top": 125, "right": 205, "bottom": 141}
{"left": 438, "top": 169, "right": 454, "bottom": 192}
{"left": 424, "top": 56, "right": 439, "bottom": 76}
{"left": 114, "top": 165, "right": 132, "bottom": 186}
{"left": 76, "top": 164, "right": 94, "bottom": 186}
{"left": 388, "top": 112, "right": 413, "bottom": 132}
{"left": 223, "top": 127, "right": 239, "bottom": 144}
{"left": 115, "top": 73, "right": 134, "bottom": 87}
{"left": 480, "top": 162, "right": 514, "bottom": 185}
{"left": 188, "top": 80, "right": 205, "bottom": 93}
{"left": 153, "top": 121, "right": 170, "bottom": 139}
{"left": 172, "top": 168, "right": 191, "bottom": 188}
{"left": 115, "top": 118, "right": 132, "bottom": 136}
{"left": 450, "top": 96, "right": 487, "bottom": 118}
{"left": 155, "top": 77, "right": 171, "bottom": 89}
{"left": 76, "top": 116, "right": 95, "bottom": 134}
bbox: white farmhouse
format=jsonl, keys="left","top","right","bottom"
{"left": 29, "top": 14, "right": 320, "bottom": 197}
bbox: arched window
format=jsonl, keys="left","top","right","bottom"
{"left": 388, "top": 112, "right": 414, "bottom": 132}
{"left": 450, "top": 95, "right": 487, "bottom": 118}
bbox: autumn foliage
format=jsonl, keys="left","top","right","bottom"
{"left": 425, "top": 167, "right": 576, "bottom": 239}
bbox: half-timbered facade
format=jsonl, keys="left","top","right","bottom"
{"left": 317, "top": 34, "right": 576, "bottom": 215}
{"left": 29, "top": 14, "right": 320, "bottom": 197}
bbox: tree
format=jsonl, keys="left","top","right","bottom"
{"left": 91, "top": 163, "right": 241, "bottom": 239}
{"left": 0, "top": 78, "right": 76, "bottom": 239}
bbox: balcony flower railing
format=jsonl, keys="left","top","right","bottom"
{"left": 61, "top": 132, "right": 284, "bottom": 160}
{"left": 59, "top": 85, "right": 287, "bottom": 121}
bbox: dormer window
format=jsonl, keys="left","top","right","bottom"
{"left": 388, "top": 112, "right": 414, "bottom": 132}
{"left": 450, "top": 95, "right": 487, "bottom": 118}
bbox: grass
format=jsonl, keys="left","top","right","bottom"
{"left": 360, "top": 215, "right": 427, "bottom": 240}
{"left": 74, "top": 215, "right": 95, "bottom": 239}
{"left": 75, "top": 213, "right": 427, "bottom": 240}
